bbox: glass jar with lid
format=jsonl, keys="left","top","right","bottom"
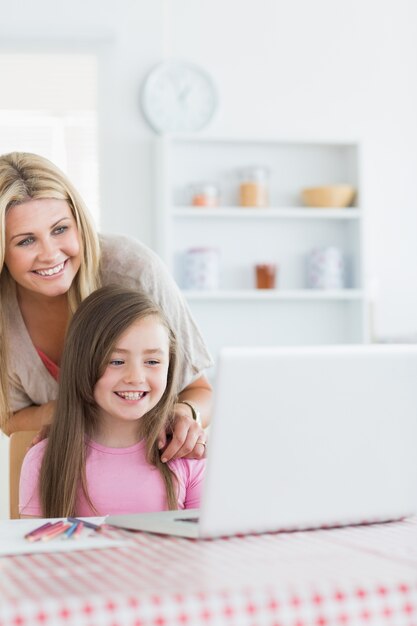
{"left": 189, "top": 182, "right": 220, "bottom": 207}
{"left": 238, "top": 166, "right": 269, "bottom": 207}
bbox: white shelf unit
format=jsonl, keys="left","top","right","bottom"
{"left": 184, "top": 289, "right": 364, "bottom": 301}
{"left": 154, "top": 137, "right": 369, "bottom": 359}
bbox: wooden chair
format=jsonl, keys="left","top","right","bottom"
{"left": 9, "top": 431, "right": 37, "bottom": 519}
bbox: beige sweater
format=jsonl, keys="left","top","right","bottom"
{"left": 6, "top": 233, "right": 213, "bottom": 412}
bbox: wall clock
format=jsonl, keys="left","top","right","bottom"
{"left": 141, "top": 61, "right": 217, "bottom": 134}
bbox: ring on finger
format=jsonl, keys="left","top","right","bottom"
{"left": 196, "top": 440, "right": 207, "bottom": 447}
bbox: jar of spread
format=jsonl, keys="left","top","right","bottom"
{"left": 239, "top": 166, "right": 269, "bottom": 207}
{"left": 255, "top": 263, "right": 277, "bottom": 289}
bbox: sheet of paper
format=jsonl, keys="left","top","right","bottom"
{"left": 0, "top": 517, "right": 125, "bottom": 556}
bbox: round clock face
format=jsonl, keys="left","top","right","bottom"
{"left": 141, "top": 61, "right": 217, "bottom": 134}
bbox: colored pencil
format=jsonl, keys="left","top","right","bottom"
{"left": 25, "top": 522, "right": 52, "bottom": 541}
{"left": 42, "top": 523, "right": 72, "bottom": 542}
{"left": 72, "top": 521, "right": 84, "bottom": 538}
{"left": 63, "top": 522, "right": 79, "bottom": 539}
{"left": 28, "top": 521, "right": 63, "bottom": 542}
{"left": 36, "top": 520, "right": 65, "bottom": 540}
{"left": 67, "top": 517, "right": 102, "bottom": 531}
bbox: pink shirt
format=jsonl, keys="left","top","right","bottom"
{"left": 19, "top": 438, "right": 205, "bottom": 516}
{"left": 36, "top": 348, "right": 60, "bottom": 381}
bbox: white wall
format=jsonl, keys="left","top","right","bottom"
{"left": 0, "top": 0, "right": 416, "bottom": 334}
{"left": 166, "top": 0, "right": 417, "bottom": 337}
{"left": 0, "top": 0, "right": 416, "bottom": 517}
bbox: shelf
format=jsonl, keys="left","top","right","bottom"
{"left": 173, "top": 207, "right": 360, "bottom": 220}
{"left": 161, "top": 135, "right": 359, "bottom": 147}
{"left": 156, "top": 137, "right": 367, "bottom": 346}
{"left": 183, "top": 289, "right": 364, "bottom": 301}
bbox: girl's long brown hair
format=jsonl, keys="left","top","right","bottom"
{"left": 40, "top": 285, "right": 180, "bottom": 517}
{"left": 0, "top": 152, "right": 100, "bottom": 430}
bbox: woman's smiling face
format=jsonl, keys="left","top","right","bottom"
{"left": 4, "top": 198, "right": 82, "bottom": 299}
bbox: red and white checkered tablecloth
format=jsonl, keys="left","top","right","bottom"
{"left": 1, "top": 517, "right": 417, "bottom": 626}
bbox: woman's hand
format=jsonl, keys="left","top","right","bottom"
{"left": 30, "top": 424, "right": 51, "bottom": 447}
{"left": 158, "top": 402, "right": 207, "bottom": 463}
{"left": 30, "top": 400, "right": 56, "bottom": 446}
{"left": 158, "top": 374, "right": 212, "bottom": 462}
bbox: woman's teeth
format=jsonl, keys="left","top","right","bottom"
{"left": 35, "top": 262, "right": 65, "bottom": 276}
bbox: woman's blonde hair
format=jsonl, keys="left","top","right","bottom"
{"left": 0, "top": 152, "right": 101, "bottom": 428}
{"left": 40, "top": 285, "right": 180, "bottom": 516}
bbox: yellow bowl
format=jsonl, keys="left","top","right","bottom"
{"left": 301, "top": 184, "right": 356, "bottom": 208}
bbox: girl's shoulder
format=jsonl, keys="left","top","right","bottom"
{"left": 169, "top": 458, "right": 206, "bottom": 510}
{"left": 169, "top": 457, "right": 206, "bottom": 482}
{"left": 22, "top": 438, "right": 48, "bottom": 468}
{"left": 19, "top": 439, "right": 47, "bottom": 517}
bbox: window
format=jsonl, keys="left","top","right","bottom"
{"left": 0, "top": 53, "right": 99, "bottom": 225}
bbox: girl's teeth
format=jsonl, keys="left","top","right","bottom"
{"left": 118, "top": 392, "right": 144, "bottom": 400}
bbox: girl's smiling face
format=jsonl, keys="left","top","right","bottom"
{"left": 93, "top": 315, "right": 170, "bottom": 431}
{"left": 4, "top": 198, "right": 82, "bottom": 299}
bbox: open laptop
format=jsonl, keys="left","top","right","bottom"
{"left": 106, "top": 345, "right": 417, "bottom": 538}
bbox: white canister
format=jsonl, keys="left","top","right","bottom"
{"left": 307, "top": 247, "right": 346, "bottom": 289}
{"left": 182, "top": 248, "right": 220, "bottom": 290}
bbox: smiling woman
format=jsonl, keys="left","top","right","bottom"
{"left": 0, "top": 152, "right": 213, "bottom": 468}
{"left": 4, "top": 199, "right": 83, "bottom": 367}
{"left": 5, "top": 199, "right": 82, "bottom": 300}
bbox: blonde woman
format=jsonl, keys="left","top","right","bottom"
{"left": 0, "top": 152, "right": 212, "bottom": 462}
{"left": 20, "top": 286, "right": 205, "bottom": 517}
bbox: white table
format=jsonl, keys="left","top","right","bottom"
{"left": 1, "top": 517, "right": 417, "bottom": 626}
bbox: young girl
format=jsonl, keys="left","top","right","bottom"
{"left": 19, "top": 285, "right": 206, "bottom": 517}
